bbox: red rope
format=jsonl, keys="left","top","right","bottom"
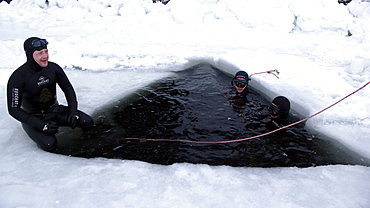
{"left": 250, "top": 69, "right": 280, "bottom": 79}
{"left": 121, "top": 81, "right": 369, "bottom": 144}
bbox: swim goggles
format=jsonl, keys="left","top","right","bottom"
{"left": 233, "top": 78, "right": 248, "bottom": 88}
{"left": 25, "top": 39, "right": 48, "bottom": 52}
{"left": 269, "top": 104, "right": 281, "bottom": 117}
{"left": 232, "top": 78, "right": 249, "bottom": 93}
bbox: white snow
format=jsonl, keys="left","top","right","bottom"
{"left": 1, "top": 0, "right": 370, "bottom": 207}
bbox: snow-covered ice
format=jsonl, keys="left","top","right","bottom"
{"left": 0, "top": 0, "right": 369, "bottom": 207}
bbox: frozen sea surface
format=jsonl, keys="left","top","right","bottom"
{"left": 1, "top": 0, "right": 370, "bottom": 207}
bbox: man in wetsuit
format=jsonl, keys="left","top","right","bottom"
{"left": 230, "top": 71, "right": 251, "bottom": 110}
{"left": 231, "top": 71, "right": 250, "bottom": 95}
{"left": 268, "top": 96, "right": 294, "bottom": 128}
{"left": 7, "top": 37, "right": 94, "bottom": 152}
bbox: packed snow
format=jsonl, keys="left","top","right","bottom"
{"left": 1, "top": 0, "right": 370, "bottom": 207}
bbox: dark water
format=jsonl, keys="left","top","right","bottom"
{"left": 57, "top": 63, "right": 368, "bottom": 167}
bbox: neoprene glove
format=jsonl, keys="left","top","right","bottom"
{"left": 68, "top": 111, "right": 79, "bottom": 129}
{"left": 42, "top": 122, "right": 59, "bottom": 134}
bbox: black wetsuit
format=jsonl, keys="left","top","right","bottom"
{"left": 7, "top": 61, "right": 93, "bottom": 151}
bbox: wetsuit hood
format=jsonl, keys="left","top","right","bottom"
{"left": 24, "top": 37, "right": 47, "bottom": 71}
{"left": 234, "top": 71, "right": 249, "bottom": 79}
{"left": 271, "top": 96, "right": 290, "bottom": 119}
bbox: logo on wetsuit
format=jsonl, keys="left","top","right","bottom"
{"left": 37, "top": 76, "right": 49, "bottom": 86}
{"left": 11, "top": 88, "right": 19, "bottom": 107}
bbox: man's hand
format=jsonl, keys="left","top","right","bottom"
{"left": 68, "top": 111, "right": 79, "bottom": 129}
{"left": 42, "top": 122, "right": 59, "bottom": 134}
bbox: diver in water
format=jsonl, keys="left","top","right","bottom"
{"left": 230, "top": 71, "right": 296, "bottom": 128}
{"left": 270, "top": 96, "right": 290, "bottom": 120}
{"left": 7, "top": 37, "right": 94, "bottom": 152}
{"left": 231, "top": 71, "right": 250, "bottom": 96}
{"left": 230, "top": 71, "right": 251, "bottom": 109}
{"left": 269, "top": 96, "right": 298, "bottom": 128}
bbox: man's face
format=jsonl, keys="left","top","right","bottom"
{"left": 233, "top": 78, "right": 247, "bottom": 93}
{"left": 269, "top": 103, "right": 280, "bottom": 119}
{"left": 33, "top": 48, "right": 49, "bottom": 67}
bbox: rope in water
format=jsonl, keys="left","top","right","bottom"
{"left": 121, "top": 81, "right": 369, "bottom": 144}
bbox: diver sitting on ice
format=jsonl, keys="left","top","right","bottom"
{"left": 7, "top": 37, "right": 94, "bottom": 152}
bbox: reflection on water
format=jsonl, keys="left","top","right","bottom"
{"left": 57, "top": 63, "right": 369, "bottom": 167}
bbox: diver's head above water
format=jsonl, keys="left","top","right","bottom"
{"left": 232, "top": 71, "right": 250, "bottom": 94}
{"left": 269, "top": 96, "right": 290, "bottom": 120}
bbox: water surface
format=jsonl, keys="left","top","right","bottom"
{"left": 57, "top": 63, "right": 368, "bottom": 167}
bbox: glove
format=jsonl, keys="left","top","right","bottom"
{"left": 42, "top": 122, "right": 59, "bottom": 134}
{"left": 68, "top": 111, "right": 79, "bottom": 129}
